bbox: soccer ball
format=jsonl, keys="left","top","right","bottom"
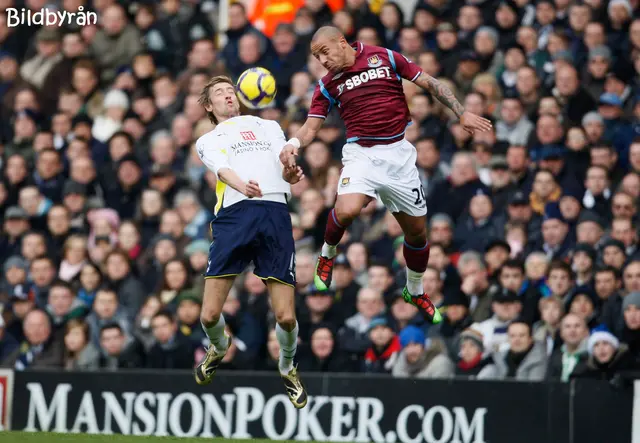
{"left": 236, "top": 67, "right": 277, "bottom": 110}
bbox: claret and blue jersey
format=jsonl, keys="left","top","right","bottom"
{"left": 308, "top": 42, "right": 423, "bottom": 147}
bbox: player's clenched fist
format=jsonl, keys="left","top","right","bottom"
{"left": 279, "top": 144, "right": 298, "bottom": 168}
{"left": 244, "top": 180, "right": 263, "bottom": 198}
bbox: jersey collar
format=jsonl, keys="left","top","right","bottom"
{"left": 350, "top": 41, "right": 365, "bottom": 58}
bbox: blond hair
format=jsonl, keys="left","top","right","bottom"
{"left": 198, "top": 75, "right": 235, "bottom": 125}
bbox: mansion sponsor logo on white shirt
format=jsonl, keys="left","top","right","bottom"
{"left": 6, "top": 7, "right": 97, "bottom": 27}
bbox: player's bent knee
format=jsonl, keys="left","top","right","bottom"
{"left": 276, "top": 313, "right": 297, "bottom": 331}
{"left": 334, "top": 202, "right": 361, "bottom": 224}
{"left": 200, "top": 307, "right": 222, "bottom": 326}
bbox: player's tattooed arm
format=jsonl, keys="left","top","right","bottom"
{"left": 414, "top": 72, "right": 465, "bottom": 118}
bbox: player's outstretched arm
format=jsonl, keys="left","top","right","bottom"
{"left": 413, "top": 72, "right": 493, "bottom": 134}
{"left": 217, "top": 167, "right": 263, "bottom": 198}
{"left": 279, "top": 117, "right": 324, "bottom": 168}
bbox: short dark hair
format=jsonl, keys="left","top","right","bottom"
{"left": 152, "top": 310, "right": 174, "bottom": 323}
{"left": 500, "top": 259, "right": 525, "bottom": 276}
{"left": 49, "top": 279, "right": 73, "bottom": 293}
{"left": 100, "top": 322, "right": 123, "bottom": 336}
{"left": 594, "top": 265, "right": 621, "bottom": 280}
{"left": 547, "top": 260, "right": 573, "bottom": 279}
{"left": 198, "top": 75, "right": 235, "bottom": 125}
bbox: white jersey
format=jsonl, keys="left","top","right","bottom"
{"left": 196, "top": 115, "right": 290, "bottom": 215}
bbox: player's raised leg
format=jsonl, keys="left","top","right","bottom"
{"left": 393, "top": 211, "right": 442, "bottom": 324}
{"left": 195, "top": 277, "right": 234, "bottom": 385}
{"left": 268, "top": 281, "right": 307, "bottom": 409}
{"left": 316, "top": 192, "right": 372, "bottom": 290}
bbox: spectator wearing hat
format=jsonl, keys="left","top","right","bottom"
{"left": 363, "top": 314, "right": 401, "bottom": 374}
{"left": 430, "top": 289, "right": 473, "bottom": 360}
{"left": 4, "top": 282, "right": 37, "bottom": 343}
{"left": 2, "top": 309, "right": 64, "bottom": 370}
{"left": 472, "top": 287, "right": 523, "bottom": 354}
{"left": 614, "top": 292, "right": 640, "bottom": 363}
{"left": 298, "top": 323, "right": 354, "bottom": 373}
{"left": 506, "top": 189, "right": 543, "bottom": 247}
{"left": 493, "top": 320, "right": 547, "bottom": 381}
{"left": 298, "top": 284, "right": 342, "bottom": 344}
{"left": 2, "top": 255, "right": 29, "bottom": 294}
{"left": 582, "top": 46, "right": 611, "bottom": 103}
{"left": 545, "top": 313, "right": 589, "bottom": 381}
{"left": 0, "top": 206, "right": 30, "bottom": 262}
{"left": 20, "top": 28, "right": 63, "bottom": 90}
{"left": 538, "top": 202, "right": 573, "bottom": 261}
{"left": 103, "top": 154, "right": 145, "bottom": 220}
{"left": 455, "top": 328, "right": 497, "bottom": 379}
{"left": 392, "top": 325, "right": 453, "bottom": 379}
{"left": 571, "top": 324, "right": 637, "bottom": 382}
{"left": 92, "top": 89, "right": 130, "bottom": 143}
{"left": 176, "top": 289, "right": 206, "bottom": 347}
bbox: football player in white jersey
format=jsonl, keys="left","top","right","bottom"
{"left": 194, "top": 75, "right": 307, "bottom": 409}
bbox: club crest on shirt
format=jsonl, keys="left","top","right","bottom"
{"left": 341, "top": 177, "right": 350, "bottom": 186}
{"left": 367, "top": 55, "right": 382, "bottom": 68}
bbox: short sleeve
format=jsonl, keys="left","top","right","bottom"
{"left": 196, "top": 134, "right": 230, "bottom": 176}
{"left": 308, "top": 84, "right": 330, "bottom": 119}
{"left": 390, "top": 50, "right": 422, "bottom": 82}
{"left": 267, "top": 120, "right": 287, "bottom": 157}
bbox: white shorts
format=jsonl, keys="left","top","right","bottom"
{"left": 337, "top": 138, "right": 427, "bottom": 217}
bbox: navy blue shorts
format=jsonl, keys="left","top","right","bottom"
{"left": 205, "top": 200, "right": 296, "bottom": 287}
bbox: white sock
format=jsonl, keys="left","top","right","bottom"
{"left": 276, "top": 321, "right": 298, "bottom": 374}
{"left": 406, "top": 268, "right": 424, "bottom": 296}
{"left": 201, "top": 315, "right": 229, "bottom": 352}
{"left": 321, "top": 242, "right": 338, "bottom": 259}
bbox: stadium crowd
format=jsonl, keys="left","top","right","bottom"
{"left": 1, "top": 0, "right": 640, "bottom": 385}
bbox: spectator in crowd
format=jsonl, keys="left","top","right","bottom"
{"left": 571, "top": 325, "right": 636, "bottom": 382}
{"left": 545, "top": 313, "right": 589, "bottom": 381}
{"left": 493, "top": 320, "right": 547, "bottom": 381}
{"left": 146, "top": 310, "right": 195, "bottom": 370}
{"left": 364, "top": 315, "right": 401, "bottom": 374}
{"left": 98, "top": 323, "right": 144, "bottom": 370}
{"left": 175, "top": 290, "right": 205, "bottom": 348}
{"left": 339, "top": 287, "right": 385, "bottom": 363}
{"left": 533, "top": 296, "right": 564, "bottom": 355}
{"left": 298, "top": 324, "right": 353, "bottom": 373}
{"left": 86, "top": 286, "right": 131, "bottom": 347}
{"left": 457, "top": 251, "right": 493, "bottom": 322}
{"left": 431, "top": 289, "right": 473, "bottom": 359}
{"left": 472, "top": 287, "right": 523, "bottom": 354}
{"left": 0, "top": 315, "right": 19, "bottom": 363}
{"left": 63, "top": 319, "right": 100, "bottom": 371}
{"left": 455, "top": 328, "right": 497, "bottom": 379}
{"left": 2, "top": 309, "right": 64, "bottom": 370}
{"left": 392, "top": 325, "right": 454, "bottom": 379}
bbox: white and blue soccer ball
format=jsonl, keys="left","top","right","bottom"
{"left": 236, "top": 67, "right": 277, "bottom": 109}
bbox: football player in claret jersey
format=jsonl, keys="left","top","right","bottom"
{"left": 281, "top": 26, "right": 493, "bottom": 324}
{"left": 194, "top": 75, "right": 307, "bottom": 409}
